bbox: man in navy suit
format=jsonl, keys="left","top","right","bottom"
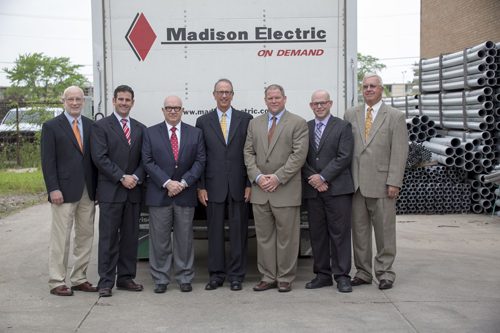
{"left": 41, "top": 86, "right": 97, "bottom": 296}
{"left": 302, "top": 90, "right": 354, "bottom": 293}
{"left": 142, "top": 95, "right": 206, "bottom": 293}
{"left": 196, "top": 79, "right": 252, "bottom": 291}
{"left": 91, "top": 85, "right": 146, "bottom": 297}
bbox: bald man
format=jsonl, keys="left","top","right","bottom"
{"left": 142, "top": 95, "right": 206, "bottom": 293}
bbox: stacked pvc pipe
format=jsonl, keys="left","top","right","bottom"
{"left": 395, "top": 40, "right": 499, "bottom": 215}
{"left": 405, "top": 115, "right": 437, "bottom": 142}
{"left": 397, "top": 166, "right": 470, "bottom": 214}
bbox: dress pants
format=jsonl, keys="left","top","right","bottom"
{"left": 48, "top": 186, "right": 95, "bottom": 290}
{"left": 206, "top": 195, "right": 248, "bottom": 283}
{"left": 97, "top": 201, "right": 140, "bottom": 289}
{"left": 149, "top": 204, "right": 195, "bottom": 285}
{"left": 351, "top": 190, "right": 397, "bottom": 282}
{"left": 252, "top": 202, "right": 300, "bottom": 283}
{"left": 307, "top": 193, "right": 352, "bottom": 281}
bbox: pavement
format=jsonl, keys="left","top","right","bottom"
{"left": 0, "top": 203, "right": 499, "bottom": 333}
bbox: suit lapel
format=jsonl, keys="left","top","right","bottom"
{"left": 56, "top": 114, "right": 82, "bottom": 154}
{"left": 208, "top": 110, "right": 226, "bottom": 146}
{"left": 355, "top": 106, "right": 366, "bottom": 144}
{"left": 317, "top": 116, "right": 335, "bottom": 152}
{"left": 227, "top": 110, "right": 241, "bottom": 145}
{"left": 108, "top": 115, "right": 129, "bottom": 146}
{"left": 178, "top": 122, "right": 188, "bottom": 160}
{"left": 308, "top": 121, "right": 315, "bottom": 151}
{"left": 267, "top": 111, "right": 287, "bottom": 157}
{"left": 159, "top": 122, "right": 175, "bottom": 160}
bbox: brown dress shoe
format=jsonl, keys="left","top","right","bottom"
{"left": 116, "top": 280, "right": 144, "bottom": 291}
{"left": 278, "top": 282, "right": 292, "bottom": 292}
{"left": 253, "top": 281, "right": 277, "bottom": 291}
{"left": 71, "top": 281, "right": 98, "bottom": 292}
{"left": 50, "top": 285, "right": 74, "bottom": 296}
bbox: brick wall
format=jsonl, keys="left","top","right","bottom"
{"left": 421, "top": 0, "right": 500, "bottom": 58}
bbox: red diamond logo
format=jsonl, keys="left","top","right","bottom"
{"left": 126, "top": 13, "right": 157, "bottom": 61}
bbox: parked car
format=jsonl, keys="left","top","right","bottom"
{"left": 0, "top": 107, "right": 63, "bottom": 145}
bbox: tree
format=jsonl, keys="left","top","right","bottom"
{"left": 357, "top": 52, "right": 386, "bottom": 83}
{"left": 3, "top": 53, "right": 88, "bottom": 103}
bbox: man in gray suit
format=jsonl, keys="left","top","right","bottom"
{"left": 302, "top": 90, "right": 354, "bottom": 293}
{"left": 244, "top": 84, "right": 308, "bottom": 292}
{"left": 142, "top": 95, "right": 205, "bottom": 293}
{"left": 344, "top": 73, "right": 408, "bottom": 290}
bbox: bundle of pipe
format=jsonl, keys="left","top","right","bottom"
{"left": 416, "top": 41, "right": 497, "bottom": 93}
{"left": 406, "top": 115, "right": 437, "bottom": 142}
{"left": 483, "top": 170, "right": 500, "bottom": 184}
{"left": 406, "top": 142, "right": 432, "bottom": 168}
{"left": 468, "top": 176, "right": 498, "bottom": 214}
{"left": 397, "top": 166, "right": 470, "bottom": 214}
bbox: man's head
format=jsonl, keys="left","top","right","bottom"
{"left": 162, "top": 95, "right": 183, "bottom": 126}
{"left": 362, "top": 73, "right": 384, "bottom": 107}
{"left": 62, "top": 86, "right": 85, "bottom": 118}
{"left": 310, "top": 90, "right": 332, "bottom": 121}
{"left": 265, "top": 84, "right": 287, "bottom": 116}
{"left": 213, "top": 78, "right": 234, "bottom": 112}
{"left": 113, "top": 85, "right": 135, "bottom": 118}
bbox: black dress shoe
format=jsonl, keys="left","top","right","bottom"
{"left": 154, "top": 284, "right": 167, "bottom": 294}
{"left": 205, "top": 280, "right": 223, "bottom": 290}
{"left": 230, "top": 281, "right": 242, "bottom": 291}
{"left": 180, "top": 283, "right": 192, "bottom": 292}
{"left": 378, "top": 279, "right": 393, "bottom": 290}
{"left": 116, "top": 280, "right": 144, "bottom": 291}
{"left": 351, "top": 277, "right": 371, "bottom": 286}
{"left": 99, "top": 287, "right": 112, "bottom": 297}
{"left": 336, "top": 277, "right": 352, "bottom": 293}
{"left": 305, "top": 277, "right": 333, "bottom": 289}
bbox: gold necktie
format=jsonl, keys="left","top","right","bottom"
{"left": 365, "top": 107, "right": 373, "bottom": 140}
{"left": 220, "top": 113, "right": 227, "bottom": 141}
{"left": 268, "top": 116, "right": 276, "bottom": 143}
{"left": 72, "top": 119, "right": 83, "bottom": 152}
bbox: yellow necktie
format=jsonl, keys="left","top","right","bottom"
{"left": 72, "top": 119, "right": 83, "bottom": 152}
{"left": 220, "top": 113, "right": 227, "bottom": 141}
{"left": 365, "top": 107, "right": 373, "bottom": 140}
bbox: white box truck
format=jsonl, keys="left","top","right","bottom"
{"left": 91, "top": 0, "right": 357, "bottom": 256}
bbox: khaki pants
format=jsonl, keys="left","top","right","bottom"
{"left": 48, "top": 187, "right": 95, "bottom": 290}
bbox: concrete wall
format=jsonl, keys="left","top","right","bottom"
{"left": 421, "top": 0, "right": 500, "bottom": 58}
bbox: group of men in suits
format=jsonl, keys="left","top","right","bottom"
{"left": 42, "top": 73, "right": 407, "bottom": 297}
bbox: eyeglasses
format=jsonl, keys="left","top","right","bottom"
{"left": 163, "top": 106, "right": 182, "bottom": 112}
{"left": 215, "top": 91, "right": 233, "bottom": 96}
{"left": 64, "top": 97, "right": 83, "bottom": 103}
{"left": 362, "top": 84, "right": 380, "bottom": 90}
{"left": 310, "top": 101, "right": 331, "bottom": 107}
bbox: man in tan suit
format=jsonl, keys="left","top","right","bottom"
{"left": 344, "top": 73, "right": 408, "bottom": 290}
{"left": 244, "top": 84, "right": 308, "bottom": 292}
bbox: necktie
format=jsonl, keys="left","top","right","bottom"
{"left": 72, "top": 119, "right": 83, "bottom": 152}
{"left": 171, "top": 127, "right": 179, "bottom": 161}
{"left": 220, "top": 113, "right": 227, "bottom": 142}
{"left": 314, "top": 122, "right": 323, "bottom": 150}
{"left": 121, "top": 118, "right": 131, "bottom": 145}
{"left": 268, "top": 116, "right": 276, "bottom": 144}
{"left": 365, "top": 107, "right": 373, "bottom": 140}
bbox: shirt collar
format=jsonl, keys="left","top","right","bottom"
{"left": 217, "top": 107, "right": 232, "bottom": 119}
{"left": 64, "top": 111, "right": 81, "bottom": 123}
{"left": 268, "top": 109, "right": 285, "bottom": 121}
{"left": 114, "top": 112, "right": 130, "bottom": 124}
{"left": 315, "top": 114, "right": 331, "bottom": 127}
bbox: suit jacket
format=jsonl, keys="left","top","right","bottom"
{"left": 344, "top": 102, "right": 408, "bottom": 198}
{"left": 142, "top": 121, "right": 206, "bottom": 207}
{"left": 195, "top": 108, "right": 252, "bottom": 203}
{"left": 302, "top": 116, "right": 354, "bottom": 199}
{"left": 41, "top": 113, "right": 97, "bottom": 202}
{"left": 90, "top": 114, "right": 146, "bottom": 203}
{"left": 244, "top": 110, "right": 309, "bottom": 207}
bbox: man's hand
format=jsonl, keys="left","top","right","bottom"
{"left": 121, "top": 175, "right": 138, "bottom": 190}
{"left": 167, "top": 180, "right": 185, "bottom": 197}
{"left": 49, "top": 190, "right": 64, "bottom": 205}
{"left": 258, "top": 174, "right": 279, "bottom": 192}
{"left": 316, "top": 183, "right": 329, "bottom": 192}
{"left": 387, "top": 185, "right": 400, "bottom": 199}
{"left": 308, "top": 174, "right": 326, "bottom": 189}
{"left": 244, "top": 187, "right": 251, "bottom": 202}
{"left": 198, "top": 189, "right": 208, "bottom": 206}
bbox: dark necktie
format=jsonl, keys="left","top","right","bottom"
{"left": 314, "top": 122, "right": 323, "bottom": 149}
{"left": 268, "top": 116, "right": 276, "bottom": 143}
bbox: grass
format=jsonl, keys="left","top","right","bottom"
{"left": 0, "top": 169, "right": 46, "bottom": 195}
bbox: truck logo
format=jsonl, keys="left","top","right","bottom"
{"left": 126, "top": 13, "right": 157, "bottom": 61}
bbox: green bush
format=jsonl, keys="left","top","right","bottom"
{"left": 0, "top": 169, "right": 45, "bottom": 195}
{"left": 0, "top": 135, "right": 41, "bottom": 169}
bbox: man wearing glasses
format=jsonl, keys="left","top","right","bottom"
{"left": 142, "top": 95, "right": 205, "bottom": 293}
{"left": 302, "top": 90, "right": 354, "bottom": 293}
{"left": 196, "top": 79, "right": 253, "bottom": 291}
{"left": 344, "top": 73, "right": 408, "bottom": 290}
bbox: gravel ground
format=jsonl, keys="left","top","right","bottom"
{"left": 0, "top": 192, "right": 46, "bottom": 218}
